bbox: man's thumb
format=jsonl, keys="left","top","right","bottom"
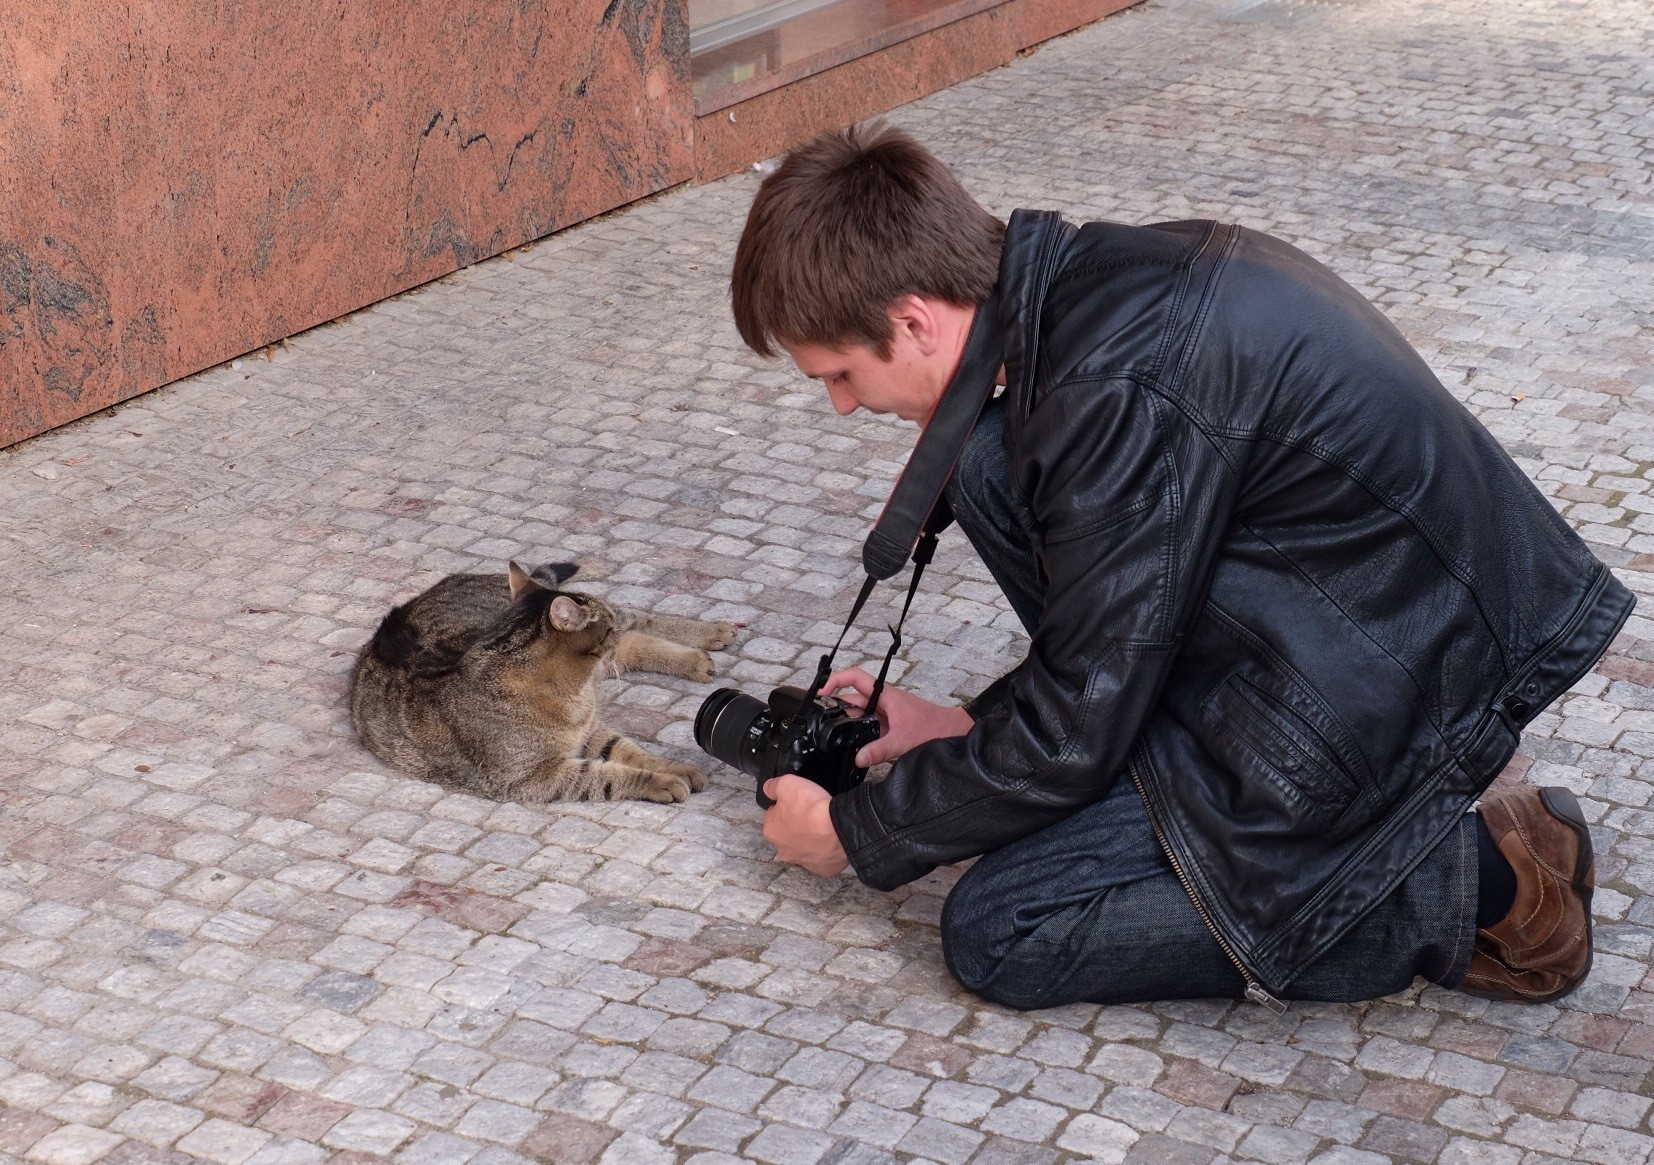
{"left": 855, "top": 742, "right": 886, "bottom": 769}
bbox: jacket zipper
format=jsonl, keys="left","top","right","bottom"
{"left": 1128, "top": 759, "right": 1287, "bottom": 1014}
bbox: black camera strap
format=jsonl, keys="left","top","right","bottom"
{"left": 863, "top": 515, "right": 940, "bottom": 720}
{"left": 799, "top": 293, "right": 1004, "bottom": 729}
{"left": 862, "top": 292, "right": 1001, "bottom": 581}
{"left": 802, "top": 505, "right": 946, "bottom": 726}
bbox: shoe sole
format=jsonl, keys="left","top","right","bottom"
{"left": 1536, "top": 786, "right": 1595, "bottom": 1002}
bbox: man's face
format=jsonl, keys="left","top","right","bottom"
{"left": 781, "top": 333, "right": 943, "bottom": 425}
{"left": 780, "top": 297, "right": 979, "bottom": 425}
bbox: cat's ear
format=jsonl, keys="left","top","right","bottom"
{"left": 548, "top": 596, "right": 590, "bottom": 632}
{"left": 508, "top": 562, "right": 543, "bottom": 601}
{"left": 532, "top": 562, "right": 579, "bottom": 586}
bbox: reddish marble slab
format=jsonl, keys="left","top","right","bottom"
{"left": 0, "top": 0, "right": 693, "bottom": 449}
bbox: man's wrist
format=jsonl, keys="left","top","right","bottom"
{"left": 814, "top": 794, "right": 844, "bottom": 845}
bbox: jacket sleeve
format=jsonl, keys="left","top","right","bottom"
{"left": 829, "top": 375, "right": 1226, "bottom": 890}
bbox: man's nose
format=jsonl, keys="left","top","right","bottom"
{"left": 827, "top": 384, "right": 857, "bottom": 415}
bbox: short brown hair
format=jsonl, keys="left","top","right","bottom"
{"left": 731, "top": 122, "right": 1004, "bottom": 359}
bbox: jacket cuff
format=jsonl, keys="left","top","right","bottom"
{"left": 830, "top": 778, "right": 917, "bottom": 892}
{"left": 961, "top": 671, "right": 1016, "bottom": 722}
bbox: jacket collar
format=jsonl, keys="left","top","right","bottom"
{"left": 997, "top": 209, "right": 1076, "bottom": 421}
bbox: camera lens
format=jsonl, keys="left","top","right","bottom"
{"left": 694, "top": 688, "right": 769, "bottom": 777}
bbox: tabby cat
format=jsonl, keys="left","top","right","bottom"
{"left": 349, "top": 562, "right": 737, "bottom": 803}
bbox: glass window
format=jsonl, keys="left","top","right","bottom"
{"left": 691, "top": 0, "right": 977, "bottom": 103}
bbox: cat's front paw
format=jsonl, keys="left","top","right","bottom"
{"left": 657, "top": 758, "right": 707, "bottom": 793}
{"left": 687, "top": 649, "right": 717, "bottom": 684}
{"left": 696, "top": 621, "right": 741, "bottom": 651}
{"left": 642, "top": 766, "right": 698, "bottom": 803}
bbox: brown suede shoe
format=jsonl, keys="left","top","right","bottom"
{"left": 1459, "top": 786, "right": 1594, "bottom": 1003}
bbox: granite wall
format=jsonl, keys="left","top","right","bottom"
{"left": 0, "top": 0, "right": 692, "bottom": 448}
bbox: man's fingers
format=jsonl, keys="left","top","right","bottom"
{"left": 766, "top": 773, "right": 808, "bottom": 797}
{"left": 820, "top": 668, "right": 874, "bottom": 697}
{"left": 855, "top": 738, "right": 896, "bottom": 768}
{"left": 765, "top": 773, "right": 824, "bottom": 806}
{"left": 761, "top": 774, "right": 845, "bottom": 876}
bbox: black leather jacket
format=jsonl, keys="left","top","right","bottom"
{"left": 830, "top": 210, "right": 1634, "bottom": 997}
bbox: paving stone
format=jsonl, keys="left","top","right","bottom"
{"left": 236, "top": 1140, "right": 325, "bottom": 1165}
{"left": 848, "top": 1065, "right": 929, "bottom": 1111}
{"left": 963, "top": 1055, "right": 1039, "bottom": 1093}
{"left": 472, "top": 1061, "right": 560, "bottom": 1107}
{"left": 1095, "top": 1085, "right": 1183, "bottom": 1133}
{"left": 756, "top": 1084, "right": 843, "bottom": 1131}
{"left": 965, "top": 1137, "right": 1059, "bottom": 1165}
{"left": 197, "top": 1075, "right": 286, "bottom": 1124}
{"left": 128, "top": 1058, "right": 218, "bottom": 1103}
{"left": 896, "top": 1118, "right": 984, "bottom": 1165}
{"left": 1358, "top": 1114, "right": 1450, "bottom": 1162}
{"left": 20, "top": 1126, "right": 124, "bottom": 1165}
{"left": 674, "top": 1109, "right": 762, "bottom": 1154}
{"left": 1121, "top": 1133, "right": 1216, "bottom": 1165}
{"left": 1056, "top": 1115, "right": 1140, "bottom": 1164}
{"left": 101, "top": 1144, "right": 198, "bottom": 1165}
{"left": 173, "top": 1119, "right": 271, "bottom": 1165}
{"left": 453, "top": 1099, "right": 544, "bottom": 1146}
{"left": 253, "top": 1094, "right": 351, "bottom": 1142}
{"left": 1089, "top": 1044, "right": 1165, "bottom": 1086}
{"left": 827, "top": 1101, "right": 918, "bottom": 1150}
{"left": 1296, "top": 1101, "right": 1379, "bottom": 1145}
{"left": 397, "top": 1132, "right": 484, "bottom": 1165}
{"left": 608, "top": 1090, "right": 693, "bottom": 1140}
{"left": 317, "top": 1110, "right": 417, "bottom": 1155}
{"left": 744, "top": 1124, "right": 837, "bottom": 1165}
{"left": 1359, "top": 1079, "right": 1442, "bottom": 1123}
{"left": 1025, "top": 1067, "right": 1103, "bottom": 1111}
{"left": 536, "top": 1078, "right": 624, "bottom": 1127}
{"left": 922, "top": 1081, "right": 1001, "bottom": 1125}
{"left": 0, "top": 1109, "right": 58, "bottom": 1158}
{"left": 1165, "top": 1106, "right": 1252, "bottom": 1153}
{"left": 1236, "top": 1123, "right": 1322, "bottom": 1165}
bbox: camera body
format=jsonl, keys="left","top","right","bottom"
{"left": 696, "top": 685, "right": 881, "bottom": 808}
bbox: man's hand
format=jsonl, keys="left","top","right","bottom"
{"left": 762, "top": 775, "right": 848, "bottom": 877}
{"left": 820, "top": 667, "right": 974, "bottom": 767}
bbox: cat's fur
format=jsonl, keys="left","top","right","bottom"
{"left": 349, "top": 562, "right": 737, "bottom": 803}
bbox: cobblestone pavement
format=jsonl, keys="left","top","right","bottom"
{"left": 3, "top": 0, "right": 1653, "bottom": 1160}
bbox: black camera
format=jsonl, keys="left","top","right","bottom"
{"left": 695, "top": 685, "right": 882, "bottom": 808}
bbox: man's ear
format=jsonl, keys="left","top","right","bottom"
{"left": 548, "top": 596, "right": 589, "bottom": 632}
{"left": 886, "top": 294, "right": 944, "bottom": 356}
{"left": 507, "top": 562, "right": 541, "bottom": 601}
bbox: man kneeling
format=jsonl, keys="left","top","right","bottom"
{"left": 737, "top": 124, "right": 1630, "bottom": 1009}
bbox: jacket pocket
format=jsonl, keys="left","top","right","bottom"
{"left": 1202, "top": 672, "right": 1362, "bottom": 825}
{"left": 1040, "top": 490, "right": 1158, "bottom": 545}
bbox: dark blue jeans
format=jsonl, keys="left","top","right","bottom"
{"left": 937, "top": 397, "right": 1477, "bottom": 1008}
